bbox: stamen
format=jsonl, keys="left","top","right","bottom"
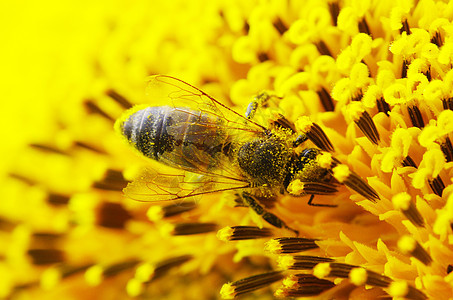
{"left": 407, "top": 105, "right": 425, "bottom": 128}
{"left": 328, "top": 2, "right": 340, "bottom": 26}
{"left": 273, "top": 17, "right": 288, "bottom": 35}
{"left": 354, "top": 110, "right": 381, "bottom": 144}
{"left": 447, "top": 265, "right": 453, "bottom": 274}
{"left": 316, "top": 87, "right": 335, "bottom": 112}
{"left": 27, "top": 249, "right": 65, "bottom": 265}
{"left": 376, "top": 97, "right": 391, "bottom": 116}
{"left": 85, "top": 259, "right": 140, "bottom": 286}
{"left": 150, "top": 255, "right": 193, "bottom": 281}
{"left": 147, "top": 201, "right": 197, "bottom": 221}
{"left": 165, "top": 222, "right": 218, "bottom": 235}
{"left": 332, "top": 165, "right": 380, "bottom": 202}
{"left": 47, "top": 193, "right": 70, "bottom": 206}
{"left": 217, "top": 226, "right": 273, "bottom": 241}
{"left": 84, "top": 100, "right": 115, "bottom": 122}
{"left": 287, "top": 180, "right": 338, "bottom": 196}
{"left": 358, "top": 18, "right": 371, "bottom": 36}
{"left": 96, "top": 202, "right": 132, "bottom": 229}
{"left": 440, "top": 136, "right": 453, "bottom": 162}
{"left": 220, "top": 271, "right": 284, "bottom": 299}
{"left": 315, "top": 40, "right": 333, "bottom": 57}
{"left": 388, "top": 281, "right": 427, "bottom": 300}
{"left": 278, "top": 255, "right": 334, "bottom": 270}
{"left": 398, "top": 236, "right": 432, "bottom": 265}
{"left": 392, "top": 192, "right": 425, "bottom": 227}
{"left": 265, "top": 237, "right": 319, "bottom": 254}
{"left": 9, "top": 173, "right": 35, "bottom": 185}
{"left": 275, "top": 274, "right": 335, "bottom": 297}
{"left": 306, "top": 122, "right": 335, "bottom": 152}
{"left": 105, "top": 89, "right": 133, "bottom": 109}
{"left": 428, "top": 175, "right": 445, "bottom": 196}
{"left": 92, "top": 169, "right": 129, "bottom": 191}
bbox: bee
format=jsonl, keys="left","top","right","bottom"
{"left": 115, "top": 75, "right": 379, "bottom": 235}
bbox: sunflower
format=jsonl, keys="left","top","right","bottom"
{"left": 1, "top": 0, "right": 453, "bottom": 299}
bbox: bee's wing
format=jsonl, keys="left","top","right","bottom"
{"left": 146, "top": 75, "right": 266, "bottom": 133}
{"left": 124, "top": 168, "right": 250, "bottom": 203}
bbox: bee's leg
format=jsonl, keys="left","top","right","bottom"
{"left": 241, "top": 192, "right": 299, "bottom": 236}
{"left": 245, "top": 92, "right": 272, "bottom": 120}
{"left": 307, "top": 194, "right": 337, "bottom": 207}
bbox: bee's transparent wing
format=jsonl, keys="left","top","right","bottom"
{"left": 124, "top": 168, "right": 250, "bottom": 203}
{"left": 146, "top": 75, "right": 266, "bottom": 133}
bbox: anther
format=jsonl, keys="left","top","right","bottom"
{"left": 278, "top": 255, "right": 334, "bottom": 270}
{"left": 355, "top": 110, "right": 380, "bottom": 144}
{"left": 73, "top": 141, "right": 106, "bottom": 154}
{"left": 273, "top": 17, "right": 288, "bottom": 35}
{"left": 316, "top": 87, "right": 335, "bottom": 112}
{"left": 388, "top": 281, "right": 427, "bottom": 300}
{"left": 96, "top": 202, "right": 132, "bottom": 229}
{"left": 47, "top": 193, "right": 70, "bottom": 206}
{"left": 92, "top": 169, "right": 129, "bottom": 191}
{"left": 442, "top": 98, "right": 453, "bottom": 110}
{"left": 358, "top": 18, "right": 371, "bottom": 36}
{"left": 328, "top": 2, "right": 340, "bottom": 26}
{"left": 147, "top": 201, "right": 197, "bottom": 221}
{"left": 217, "top": 226, "right": 273, "bottom": 241}
{"left": 29, "top": 143, "right": 67, "bottom": 155}
{"left": 220, "top": 271, "right": 284, "bottom": 299}
{"left": 331, "top": 165, "right": 380, "bottom": 202}
{"left": 431, "top": 31, "right": 443, "bottom": 46}
{"left": 400, "top": 19, "right": 411, "bottom": 35}
{"left": 402, "top": 155, "right": 417, "bottom": 167}
{"left": 84, "top": 100, "right": 115, "bottom": 122}
{"left": 402, "top": 60, "right": 409, "bottom": 78}
{"left": 275, "top": 274, "right": 335, "bottom": 297}
{"left": 295, "top": 117, "right": 334, "bottom": 152}
{"left": 315, "top": 40, "right": 333, "bottom": 57}
{"left": 398, "top": 235, "right": 432, "bottom": 265}
{"left": 164, "top": 222, "right": 218, "bottom": 236}
{"left": 440, "top": 136, "right": 453, "bottom": 162}
{"left": 265, "top": 237, "right": 319, "bottom": 254}
{"left": 27, "top": 249, "right": 65, "bottom": 265}
{"left": 392, "top": 192, "right": 424, "bottom": 227}
{"left": 407, "top": 105, "right": 425, "bottom": 128}
{"left": 428, "top": 175, "right": 445, "bottom": 196}
{"left": 376, "top": 97, "right": 391, "bottom": 116}
{"left": 106, "top": 89, "right": 133, "bottom": 109}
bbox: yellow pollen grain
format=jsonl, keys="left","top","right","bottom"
{"left": 316, "top": 152, "right": 333, "bottom": 169}
{"left": 126, "top": 278, "right": 144, "bottom": 297}
{"left": 40, "top": 267, "right": 61, "bottom": 290}
{"left": 85, "top": 265, "right": 104, "bottom": 287}
{"left": 282, "top": 275, "right": 298, "bottom": 288}
{"left": 388, "top": 280, "right": 409, "bottom": 297}
{"left": 277, "top": 255, "right": 294, "bottom": 270}
{"left": 345, "top": 102, "right": 365, "bottom": 122}
{"left": 313, "top": 263, "right": 331, "bottom": 279}
{"left": 287, "top": 180, "right": 304, "bottom": 196}
{"left": 392, "top": 192, "right": 411, "bottom": 210}
{"left": 295, "top": 116, "right": 312, "bottom": 133}
{"left": 264, "top": 239, "right": 281, "bottom": 253}
{"left": 220, "top": 283, "right": 235, "bottom": 299}
{"left": 135, "top": 263, "right": 155, "bottom": 282}
{"left": 349, "top": 267, "right": 367, "bottom": 286}
{"left": 217, "top": 227, "right": 234, "bottom": 242}
{"left": 398, "top": 235, "right": 417, "bottom": 254}
{"left": 332, "top": 165, "right": 350, "bottom": 183}
{"left": 160, "top": 223, "right": 176, "bottom": 237}
{"left": 146, "top": 206, "right": 164, "bottom": 222}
